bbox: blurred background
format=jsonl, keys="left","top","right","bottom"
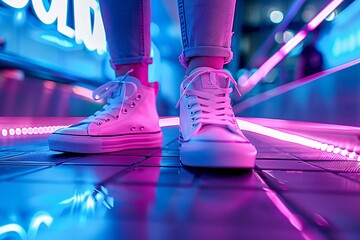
{"left": 0, "top": 0, "right": 359, "bottom": 126}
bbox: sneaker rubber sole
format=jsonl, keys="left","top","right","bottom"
{"left": 49, "top": 131, "right": 163, "bottom": 154}
{"left": 180, "top": 140, "right": 256, "bottom": 168}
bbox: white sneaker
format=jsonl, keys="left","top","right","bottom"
{"left": 49, "top": 72, "right": 163, "bottom": 153}
{"left": 177, "top": 67, "right": 256, "bottom": 168}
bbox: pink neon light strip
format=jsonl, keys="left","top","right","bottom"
{"left": 1, "top": 125, "right": 68, "bottom": 137}
{"left": 236, "top": 119, "right": 360, "bottom": 161}
{"left": 243, "top": 30, "right": 307, "bottom": 92}
{"left": 240, "top": 0, "right": 344, "bottom": 96}
{"left": 2, "top": 116, "right": 358, "bottom": 162}
{"left": 307, "top": 0, "right": 344, "bottom": 30}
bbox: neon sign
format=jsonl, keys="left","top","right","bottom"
{"left": 1, "top": 0, "right": 106, "bottom": 53}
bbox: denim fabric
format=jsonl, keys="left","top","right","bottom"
{"left": 99, "top": 0, "right": 152, "bottom": 66}
{"left": 99, "top": 0, "right": 236, "bottom": 68}
{"left": 177, "top": 0, "right": 236, "bottom": 68}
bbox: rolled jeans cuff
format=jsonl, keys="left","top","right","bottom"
{"left": 179, "top": 46, "right": 233, "bottom": 68}
{"left": 110, "top": 57, "right": 153, "bottom": 69}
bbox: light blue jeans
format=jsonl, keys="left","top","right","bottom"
{"left": 99, "top": 0, "right": 236, "bottom": 68}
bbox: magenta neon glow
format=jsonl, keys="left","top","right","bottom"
{"left": 281, "top": 30, "right": 307, "bottom": 55}
{"left": 1, "top": 126, "right": 68, "bottom": 137}
{"left": 307, "top": 0, "right": 344, "bottom": 31}
{"left": 239, "top": 0, "right": 344, "bottom": 96}
{"left": 241, "top": 30, "right": 307, "bottom": 95}
{"left": 236, "top": 119, "right": 360, "bottom": 161}
{"left": 254, "top": 172, "right": 321, "bottom": 239}
{"left": 156, "top": 117, "right": 359, "bottom": 160}
{"left": 349, "top": 152, "right": 356, "bottom": 159}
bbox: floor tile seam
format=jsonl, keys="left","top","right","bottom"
{"left": 61, "top": 163, "right": 143, "bottom": 167}
{"left": 9, "top": 179, "right": 99, "bottom": 185}
{"left": 111, "top": 166, "right": 197, "bottom": 187}
{"left": 108, "top": 181, "right": 195, "bottom": 187}
{"left": 135, "top": 165, "right": 181, "bottom": 168}
{"left": 54, "top": 156, "right": 91, "bottom": 165}
{"left": 254, "top": 168, "right": 331, "bottom": 239}
{"left": 258, "top": 168, "right": 331, "bottom": 172}
{"left": 198, "top": 185, "right": 265, "bottom": 191}
{"left": 0, "top": 157, "right": 79, "bottom": 165}
{"left": 332, "top": 171, "right": 360, "bottom": 184}
{"left": 60, "top": 154, "right": 147, "bottom": 167}
{"left": 0, "top": 166, "right": 52, "bottom": 182}
{"left": 298, "top": 160, "right": 343, "bottom": 171}
{"left": 288, "top": 152, "right": 352, "bottom": 161}
{"left": 132, "top": 155, "right": 158, "bottom": 166}
{"left": 259, "top": 166, "right": 360, "bottom": 194}
{"left": 94, "top": 165, "right": 138, "bottom": 186}
{"left": 304, "top": 162, "right": 360, "bottom": 175}
{"left": 280, "top": 188, "right": 360, "bottom": 195}
{"left": 0, "top": 162, "right": 56, "bottom": 166}
{"left": 107, "top": 154, "right": 154, "bottom": 157}
{"left": 0, "top": 152, "right": 28, "bottom": 160}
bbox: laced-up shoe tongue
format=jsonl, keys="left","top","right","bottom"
{"left": 190, "top": 68, "right": 230, "bottom": 90}
{"left": 111, "top": 76, "right": 141, "bottom": 99}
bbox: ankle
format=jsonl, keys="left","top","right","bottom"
{"left": 114, "top": 63, "right": 150, "bottom": 87}
{"left": 186, "top": 56, "right": 225, "bottom": 75}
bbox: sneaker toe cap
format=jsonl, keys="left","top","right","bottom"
{"left": 54, "top": 124, "right": 89, "bottom": 136}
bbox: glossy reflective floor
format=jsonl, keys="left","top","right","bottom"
{"left": 1, "top": 118, "right": 360, "bottom": 240}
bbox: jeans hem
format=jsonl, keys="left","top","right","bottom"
{"left": 111, "top": 57, "right": 153, "bottom": 68}
{"left": 179, "top": 46, "right": 233, "bottom": 68}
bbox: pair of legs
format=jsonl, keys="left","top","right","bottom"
{"left": 49, "top": 0, "right": 257, "bottom": 168}
{"left": 99, "top": 0, "right": 235, "bottom": 81}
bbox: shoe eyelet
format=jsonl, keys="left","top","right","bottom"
{"left": 136, "top": 94, "right": 141, "bottom": 100}
{"left": 191, "top": 117, "right": 195, "bottom": 121}
{"left": 140, "top": 126, "right": 145, "bottom": 131}
{"left": 190, "top": 112, "right": 194, "bottom": 116}
{"left": 98, "top": 122, "right": 102, "bottom": 126}
{"left": 191, "top": 123, "right": 196, "bottom": 128}
{"left": 115, "top": 115, "right": 119, "bottom": 119}
{"left": 122, "top": 108, "right": 128, "bottom": 114}
{"left": 187, "top": 104, "right": 192, "bottom": 109}
{"left": 130, "top": 102, "right": 136, "bottom": 108}
{"left": 185, "top": 94, "right": 189, "bottom": 98}
{"left": 131, "top": 126, "right": 136, "bottom": 131}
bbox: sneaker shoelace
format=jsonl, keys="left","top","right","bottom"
{"left": 176, "top": 69, "right": 241, "bottom": 129}
{"left": 80, "top": 69, "right": 138, "bottom": 126}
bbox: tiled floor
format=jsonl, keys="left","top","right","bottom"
{"left": 1, "top": 124, "right": 360, "bottom": 240}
